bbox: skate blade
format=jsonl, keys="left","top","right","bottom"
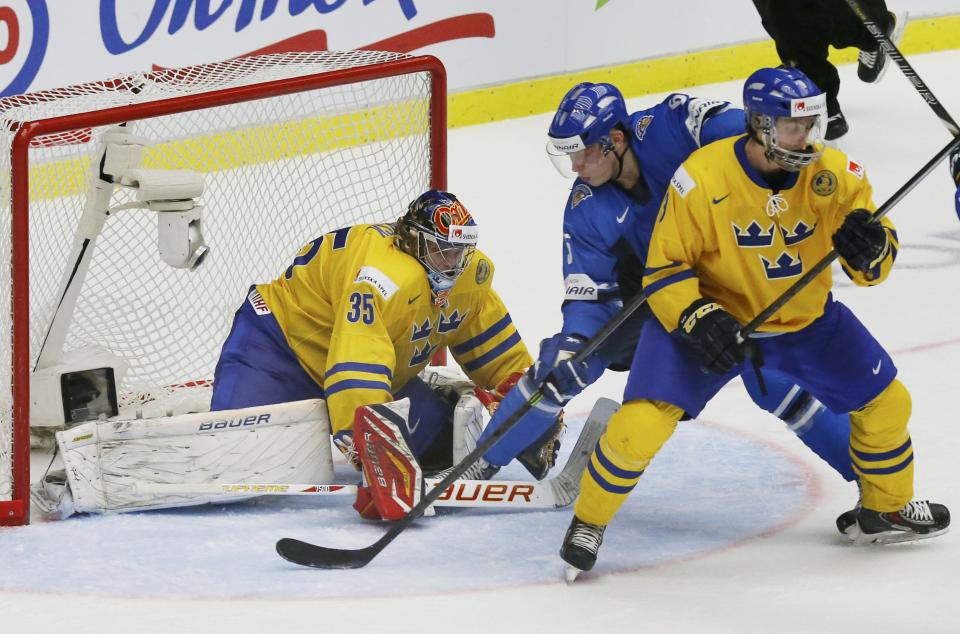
{"left": 848, "top": 525, "right": 950, "bottom": 545}
{"left": 564, "top": 565, "right": 582, "bottom": 585}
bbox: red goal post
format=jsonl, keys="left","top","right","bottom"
{"left": 0, "top": 51, "right": 447, "bottom": 526}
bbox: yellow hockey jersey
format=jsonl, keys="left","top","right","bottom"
{"left": 643, "top": 135, "right": 898, "bottom": 333}
{"left": 256, "top": 223, "right": 531, "bottom": 433}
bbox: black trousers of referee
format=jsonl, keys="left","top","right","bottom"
{"left": 752, "top": 0, "right": 892, "bottom": 116}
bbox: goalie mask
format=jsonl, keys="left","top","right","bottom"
{"left": 744, "top": 66, "right": 827, "bottom": 172}
{"left": 396, "top": 190, "right": 479, "bottom": 299}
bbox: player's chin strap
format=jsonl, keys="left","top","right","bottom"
{"left": 602, "top": 136, "right": 628, "bottom": 182}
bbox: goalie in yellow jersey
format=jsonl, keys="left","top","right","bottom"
{"left": 210, "top": 191, "right": 539, "bottom": 516}
{"left": 559, "top": 67, "right": 950, "bottom": 580}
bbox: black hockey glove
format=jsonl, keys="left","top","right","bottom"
{"left": 678, "top": 298, "right": 746, "bottom": 374}
{"left": 832, "top": 209, "right": 888, "bottom": 273}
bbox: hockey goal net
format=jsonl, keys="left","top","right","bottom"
{"left": 0, "top": 51, "right": 446, "bottom": 526}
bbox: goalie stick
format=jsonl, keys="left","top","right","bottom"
{"left": 132, "top": 401, "right": 614, "bottom": 510}
{"left": 275, "top": 294, "right": 648, "bottom": 569}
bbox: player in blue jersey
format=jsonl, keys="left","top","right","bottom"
{"left": 473, "top": 81, "right": 857, "bottom": 491}
{"left": 558, "top": 67, "right": 949, "bottom": 579}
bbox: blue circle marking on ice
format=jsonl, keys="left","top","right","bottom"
{"left": 0, "top": 418, "right": 813, "bottom": 599}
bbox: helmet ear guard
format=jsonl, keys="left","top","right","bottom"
{"left": 394, "top": 216, "right": 419, "bottom": 258}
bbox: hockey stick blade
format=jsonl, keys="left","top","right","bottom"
{"left": 275, "top": 292, "right": 649, "bottom": 570}
{"left": 276, "top": 537, "right": 381, "bottom": 569}
{"left": 550, "top": 397, "right": 618, "bottom": 507}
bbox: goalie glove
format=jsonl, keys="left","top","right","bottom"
{"left": 473, "top": 371, "right": 523, "bottom": 415}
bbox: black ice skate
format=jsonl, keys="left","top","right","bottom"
{"left": 836, "top": 507, "right": 859, "bottom": 536}
{"left": 825, "top": 111, "right": 849, "bottom": 142}
{"left": 836, "top": 481, "right": 862, "bottom": 537}
{"left": 850, "top": 500, "right": 950, "bottom": 545}
{"left": 516, "top": 418, "right": 565, "bottom": 480}
{"left": 560, "top": 515, "right": 606, "bottom": 583}
{"left": 857, "top": 11, "right": 906, "bottom": 83}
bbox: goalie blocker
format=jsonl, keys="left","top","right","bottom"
{"left": 352, "top": 380, "right": 488, "bottom": 520}
{"left": 350, "top": 397, "right": 618, "bottom": 521}
{"left": 353, "top": 399, "right": 423, "bottom": 520}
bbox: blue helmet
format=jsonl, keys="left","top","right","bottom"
{"left": 743, "top": 67, "right": 827, "bottom": 171}
{"left": 547, "top": 82, "right": 629, "bottom": 156}
{"left": 396, "top": 190, "right": 478, "bottom": 298}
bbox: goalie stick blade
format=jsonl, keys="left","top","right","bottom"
{"left": 276, "top": 537, "right": 379, "bottom": 569}
{"left": 550, "top": 397, "right": 618, "bottom": 508}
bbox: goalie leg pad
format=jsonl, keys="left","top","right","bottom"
{"left": 353, "top": 398, "right": 423, "bottom": 521}
{"left": 53, "top": 399, "right": 332, "bottom": 516}
{"left": 452, "top": 392, "right": 486, "bottom": 464}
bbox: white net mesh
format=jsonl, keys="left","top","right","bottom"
{"left": 0, "top": 51, "right": 439, "bottom": 510}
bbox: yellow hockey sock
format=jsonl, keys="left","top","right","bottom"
{"left": 849, "top": 379, "right": 914, "bottom": 512}
{"left": 575, "top": 399, "right": 683, "bottom": 526}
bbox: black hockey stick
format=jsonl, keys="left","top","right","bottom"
{"left": 842, "top": 0, "right": 960, "bottom": 137}
{"left": 741, "top": 135, "right": 960, "bottom": 338}
{"left": 276, "top": 292, "right": 648, "bottom": 569}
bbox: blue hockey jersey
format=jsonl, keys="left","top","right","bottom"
{"left": 560, "top": 94, "right": 744, "bottom": 338}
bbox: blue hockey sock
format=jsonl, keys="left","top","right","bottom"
{"left": 479, "top": 372, "right": 561, "bottom": 467}
{"left": 743, "top": 369, "right": 856, "bottom": 481}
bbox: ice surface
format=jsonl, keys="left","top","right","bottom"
{"left": 3, "top": 50, "right": 959, "bottom": 634}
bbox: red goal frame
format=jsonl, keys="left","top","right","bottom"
{"left": 0, "top": 54, "right": 447, "bottom": 526}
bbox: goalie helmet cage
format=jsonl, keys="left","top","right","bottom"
{"left": 0, "top": 51, "right": 447, "bottom": 526}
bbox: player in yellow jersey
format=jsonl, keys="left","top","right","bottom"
{"left": 560, "top": 67, "right": 949, "bottom": 580}
{"left": 211, "top": 190, "right": 533, "bottom": 486}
